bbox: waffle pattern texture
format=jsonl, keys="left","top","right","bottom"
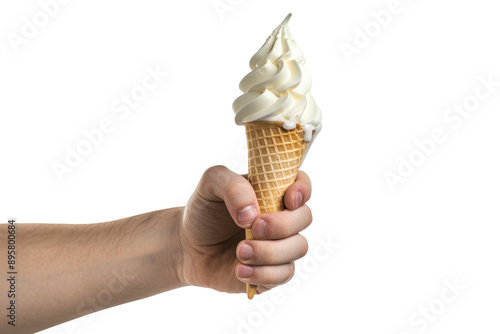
{"left": 243, "top": 121, "right": 308, "bottom": 299}
{"left": 245, "top": 121, "right": 308, "bottom": 217}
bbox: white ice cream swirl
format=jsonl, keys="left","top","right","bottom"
{"left": 232, "top": 13, "right": 322, "bottom": 142}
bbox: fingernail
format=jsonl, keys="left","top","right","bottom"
{"left": 293, "top": 191, "right": 303, "bottom": 209}
{"left": 237, "top": 265, "right": 254, "bottom": 278}
{"left": 253, "top": 219, "right": 267, "bottom": 239}
{"left": 238, "top": 243, "right": 254, "bottom": 261}
{"left": 237, "top": 205, "right": 258, "bottom": 226}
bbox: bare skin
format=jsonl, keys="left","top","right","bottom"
{"left": 0, "top": 166, "right": 313, "bottom": 333}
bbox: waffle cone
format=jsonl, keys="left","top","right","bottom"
{"left": 243, "top": 121, "right": 309, "bottom": 299}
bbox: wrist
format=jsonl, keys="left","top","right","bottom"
{"left": 153, "top": 206, "right": 187, "bottom": 290}
{"left": 107, "top": 207, "right": 188, "bottom": 295}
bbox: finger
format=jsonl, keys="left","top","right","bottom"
{"left": 237, "top": 234, "right": 308, "bottom": 265}
{"left": 235, "top": 262, "right": 295, "bottom": 286}
{"left": 251, "top": 205, "right": 313, "bottom": 240}
{"left": 199, "top": 166, "right": 259, "bottom": 228}
{"left": 284, "top": 170, "right": 312, "bottom": 210}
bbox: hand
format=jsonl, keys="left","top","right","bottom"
{"left": 179, "top": 165, "right": 313, "bottom": 294}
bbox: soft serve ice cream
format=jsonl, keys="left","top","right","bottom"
{"left": 232, "top": 14, "right": 322, "bottom": 299}
{"left": 232, "top": 13, "right": 322, "bottom": 142}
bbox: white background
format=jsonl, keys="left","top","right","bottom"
{"left": 1, "top": 0, "right": 500, "bottom": 333}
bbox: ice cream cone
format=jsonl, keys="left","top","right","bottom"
{"left": 244, "top": 121, "right": 309, "bottom": 299}
{"left": 233, "top": 14, "right": 322, "bottom": 299}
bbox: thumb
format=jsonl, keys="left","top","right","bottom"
{"left": 198, "top": 165, "right": 260, "bottom": 228}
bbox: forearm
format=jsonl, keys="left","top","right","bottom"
{"left": 0, "top": 207, "right": 185, "bottom": 333}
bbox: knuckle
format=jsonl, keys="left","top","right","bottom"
{"left": 283, "top": 263, "right": 295, "bottom": 284}
{"left": 300, "top": 236, "right": 309, "bottom": 258}
{"left": 304, "top": 172, "right": 312, "bottom": 188}
{"left": 304, "top": 205, "right": 313, "bottom": 226}
{"left": 202, "top": 165, "right": 226, "bottom": 184}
